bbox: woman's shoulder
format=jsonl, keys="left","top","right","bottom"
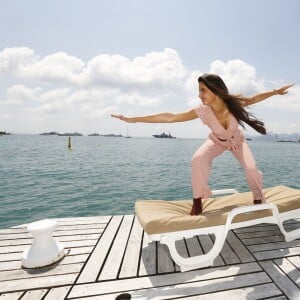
{"left": 193, "top": 104, "right": 211, "bottom": 123}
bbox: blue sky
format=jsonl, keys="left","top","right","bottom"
{"left": 0, "top": 0, "right": 299, "bottom": 137}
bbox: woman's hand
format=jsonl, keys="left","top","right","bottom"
{"left": 274, "top": 83, "right": 294, "bottom": 95}
{"left": 111, "top": 114, "right": 135, "bottom": 123}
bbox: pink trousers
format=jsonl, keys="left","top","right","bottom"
{"left": 191, "top": 138, "right": 264, "bottom": 201}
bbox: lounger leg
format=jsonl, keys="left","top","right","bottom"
{"left": 270, "top": 206, "right": 300, "bottom": 242}
{"left": 160, "top": 227, "right": 227, "bottom": 272}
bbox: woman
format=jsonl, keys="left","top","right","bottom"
{"left": 111, "top": 74, "right": 293, "bottom": 215}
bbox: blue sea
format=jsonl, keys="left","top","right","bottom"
{"left": 0, "top": 134, "right": 299, "bottom": 229}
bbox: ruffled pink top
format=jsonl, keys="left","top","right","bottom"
{"left": 194, "top": 104, "right": 245, "bottom": 151}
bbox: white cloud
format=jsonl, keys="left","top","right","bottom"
{"left": 0, "top": 47, "right": 298, "bottom": 135}
{"left": 209, "top": 59, "right": 264, "bottom": 95}
{"left": 0, "top": 47, "right": 35, "bottom": 73}
{"left": 36, "top": 102, "right": 64, "bottom": 114}
{"left": 116, "top": 92, "right": 162, "bottom": 107}
{"left": 6, "top": 84, "right": 40, "bottom": 104}
{"left": 40, "top": 88, "right": 71, "bottom": 103}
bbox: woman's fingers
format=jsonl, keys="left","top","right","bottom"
{"left": 111, "top": 114, "right": 128, "bottom": 122}
{"left": 111, "top": 114, "right": 123, "bottom": 120}
{"left": 277, "top": 83, "right": 294, "bottom": 95}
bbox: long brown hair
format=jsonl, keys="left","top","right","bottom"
{"left": 198, "top": 74, "right": 266, "bottom": 135}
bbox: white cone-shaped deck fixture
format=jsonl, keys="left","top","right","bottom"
{"left": 22, "top": 219, "right": 65, "bottom": 268}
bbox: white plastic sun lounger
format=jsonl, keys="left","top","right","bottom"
{"left": 135, "top": 186, "right": 300, "bottom": 272}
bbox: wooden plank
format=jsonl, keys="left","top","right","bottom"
{"left": 0, "top": 245, "right": 28, "bottom": 254}
{"left": 0, "top": 253, "right": 23, "bottom": 262}
{"left": 0, "top": 233, "right": 32, "bottom": 240}
{"left": 0, "top": 239, "right": 97, "bottom": 255}
{"left": 288, "top": 256, "right": 300, "bottom": 269}
{"left": 0, "top": 291, "right": 24, "bottom": 299}
{"left": 57, "top": 239, "right": 97, "bottom": 248}
{"left": 260, "top": 260, "right": 300, "bottom": 300}
{"left": 274, "top": 258, "right": 300, "bottom": 287}
{"left": 175, "top": 239, "right": 189, "bottom": 258}
{"left": 98, "top": 215, "right": 135, "bottom": 281}
{"left": 198, "top": 234, "right": 224, "bottom": 267}
{"left": 242, "top": 236, "right": 284, "bottom": 246}
{"left": 56, "top": 215, "right": 111, "bottom": 224}
{"left": 68, "top": 246, "right": 93, "bottom": 256}
{"left": 234, "top": 224, "right": 279, "bottom": 234}
{"left": 78, "top": 272, "right": 271, "bottom": 300}
{"left": 0, "top": 273, "right": 77, "bottom": 293}
{"left": 0, "top": 233, "right": 101, "bottom": 247}
{"left": 2, "top": 226, "right": 103, "bottom": 240}
{"left": 213, "top": 236, "right": 240, "bottom": 265}
{"left": 56, "top": 223, "right": 107, "bottom": 231}
{"left": 254, "top": 247, "right": 300, "bottom": 260}
{"left": 236, "top": 230, "right": 282, "bottom": 239}
{"left": 69, "top": 262, "right": 262, "bottom": 298}
{"left": 185, "top": 236, "right": 203, "bottom": 257}
{"left": 43, "top": 286, "right": 71, "bottom": 300}
{"left": 0, "top": 239, "right": 32, "bottom": 247}
{"left": 0, "top": 261, "right": 21, "bottom": 272}
{"left": 0, "top": 263, "right": 83, "bottom": 282}
{"left": 248, "top": 240, "right": 300, "bottom": 252}
{"left": 0, "top": 254, "right": 88, "bottom": 272}
{"left": 103, "top": 283, "right": 282, "bottom": 300}
{"left": 174, "top": 283, "right": 282, "bottom": 299}
{"left": 157, "top": 243, "right": 175, "bottom": 274}
{"left": 21, "top": 289, "right": 48, "bottom": 300}
{"left": 138, "top": 232, "right": 156, "bottom": 276}
{"left": 76, "top": 215, "right": 123, "bottom": 283}
{"left": 226, "top": 231, "right": 255, "bottom": 263}
{"left": 0, "top": 228, "right": 28, "bottom": 235}
{"left": 119, "top": 216, "right": 144, "bottom": 278}
{"left": 56, "top": 234, "right": 100, "bottom": 242}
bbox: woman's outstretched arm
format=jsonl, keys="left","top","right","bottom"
{"left": 111, "top": 109, "right": 198, "bottom": 123}
{"left": 243, "top": 84, "right": 294, "bottom": 107}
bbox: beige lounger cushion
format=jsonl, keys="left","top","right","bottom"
{"left": 135, "top": 186, "right": 300, "bottom": 235}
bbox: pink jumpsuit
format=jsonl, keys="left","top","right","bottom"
{"left": 192, "top": 104, "right": 265, "bottom": 202}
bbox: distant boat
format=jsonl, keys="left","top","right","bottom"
{"left": 124, "top": 127, "right": 131, "bottom": 138}
{"left": 246, "top": 138, "right": 252, "bottom": 141}
{"left": 0, "top": 131, "right": 10, "bottom": 136}
{"left": 153, "top": 132, "right": 176, "bottom": 139}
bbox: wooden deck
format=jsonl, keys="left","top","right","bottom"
{"left": 0, "top": 215, "right": 299, "bottom": 299}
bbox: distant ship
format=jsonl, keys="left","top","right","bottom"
{"left": 0, "top": 131, "right": 10, "bottom": 136}
{"left": 153, "top": 132, "right": 176, "bottom": 139}
{"left": 124, "top": 127, "right": 131, "bottom": 138}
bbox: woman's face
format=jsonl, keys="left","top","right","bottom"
{"left": 198, "top": 82, "right": 216, "bottom": 105}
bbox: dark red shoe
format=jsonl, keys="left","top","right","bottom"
{"left": 190, "top": 197, "right": 202, "bottom": 215}
{"left": 253, "top": 199, "right": 262, "bottom": 204}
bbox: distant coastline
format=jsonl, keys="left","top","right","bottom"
{"left": 39, "top": 132, "right": 123, "bottom": 137}
{"left": 39, "top": 132, "right": 83, "bottom": 136}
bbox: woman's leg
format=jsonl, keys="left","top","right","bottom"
{"left": 232, "top": 141, "right": 265, "bottom": 203}
{"left": 191, "top": 139, "right": 225, "bottom": 214}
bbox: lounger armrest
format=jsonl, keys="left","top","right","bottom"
{"left": 226, "top": 203, "right": 279, "bottom": 230}
{"left": 212, "top": 189, "right": 239, "bottom": 196}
